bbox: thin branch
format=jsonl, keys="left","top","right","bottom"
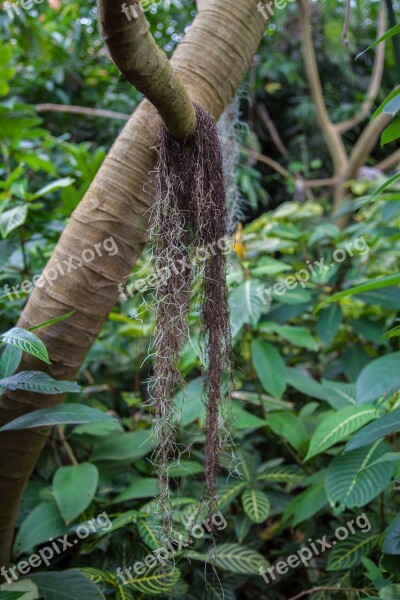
{"left": 244, "top": 147, "right": 293, "bottom": 179}
{"left": 336, "top": 1, "right": 387, "bottom": 134}
{"left": 297, "top": 0, "right": 348, "bottom": 173}
{"left": 288, "top": 586, "right": 369, "bottom": 600}
{"left": 376, "top": 147, "right": 400, "bottom": 171}
{"left": 99, "top": 0, "right": 196, "bottom": 140}
{"left": 342, "top": 0, "right": 351, "bottom": 47}
{"left": 257, "top": 103, "right": 289, "bottom": 156}
{"left": 56, "top": 425, "right": 78, "bottom": 466}
{"left": 35, "top": 103, "right": 130, "bottom": 120}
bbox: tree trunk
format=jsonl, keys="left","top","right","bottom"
{"left": 0, "top": 0, "right": 265, "bottom": 566}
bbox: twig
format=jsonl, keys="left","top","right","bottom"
{"left": 257, "top": 104, "right": 289, "bottom": 157}
{"left": 35, "top": 103, "right": 130, "bottom": 121}
{"left": 56, "top": 425, "right": 79, "bottom": 466}
{"left": 342, "top": 0, "right": 351, "bottom": 47}
{"left": 376, "top": 148, "right": 400, "bottom": 171}
{"left": 288, "top": 586, "right": 368, "bottom": 600}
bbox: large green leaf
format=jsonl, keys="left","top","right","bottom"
{"left": 0, "top": 404, "right": 114, "bottom": 432}
{"left": 305, "top": 405, "right": 378, "bottom": 461}
{"left": 283, "top": 480, "right": 328, "bottom": 526}
{"left": 91, "top": 429, "right": 155, "bottom": 462}
{"left": 0, "top": 328, "right": 50, "bottom": 364}
{"left": 29, "top": 570, "right": 105, "bottom": 600}
{"left": 13, "top": 502, "right": 66, "bottom": 556}
{"left": 113, "top": 477, "right": 159, "bottom": 503}
{"left": 325, "top": 442, "right": 395, "bottom": 511}
{"left": 380, "top": 586, "right": 400, "bottom": 600}
{"left": 0, "top": 372, "right": 80, "bottom": 395}
{"left": 327, "top": 533, "right": 379, "bottom": 571}
{"left": 53, "top": 463, "right": 99, "bottom": 523}
{"left": 229, "top": 280, "right": 265, "bottom": 337}
{"left": 127, "top": 568, "right": 180, "bottom": 595}
{"left": 251, "top": 339, "right": 287, "bottom": 398}
{"left": 260, "top": 322, "right": 317, "bottom": 350}
{"left": 241, "top": 489, "right": 270, "bottom": 523}
{"left": 356, "top": 353, "right": 400, "bottom": 404}
{"left": 357, "top": 23, "right": 400, "bottom": 58}
{"left": 188, "top": 543, "right": 269, "bottom": 574}
{"left": 316, "top": 274, "right": 400, "bottom": 311}
{"left": 346, "top": 408, "right": 400, "bottom": 451}
{"left": 266, "top": 411, "right": 308, "bottom": 453}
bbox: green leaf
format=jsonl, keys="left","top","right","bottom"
{"left": 229, "top": 280, "right": 265, "bottom": 337}
{"left": 91, "top": 429, "right": 155, "bottom": 462}
{"left": 305, "top": 405, "right": 378, "bottom": 460}
{"left": 188, "top": 543, "right": 269, "bottom": 574}
{"left": 53, "top": 463, "right": 99, "bottom": 523}
{"left": 0, "top": 580, "right": 39, "bottom": 600}
{"left": 168, "top": 460, "right": 203, "bottom": 477}
{"left": 380, "top": 586, "right": 400, "bottom": 600}
{"left": 29, "top": 570, "right": 105, "bottom": 600}
{"left": 316, "top": 305, "right": 342, "bottom": 345}
{"left": 251, "top": 339, "right": 287, "bottom": 398}
{"left": 381, "top": 117, "right": 400, "bottom": 146}
{"left": 29, "top": 311, "right": 76, "bottom": 332}
{"left": 383, "top": 514, "right": 400, "bottom": 555}
{"left": 356, "top": 353, "right": 400, "bottom": 404}
{"left": 113, "top": 477, "right": 159, "bottom": 503}
{"left": 356, "top": 23, "right": 400, "bottom": 58}
{"left": 256, "top": 465, "right": 306, "bottom": 489}
{"left": 346, "top": 408, "right": 400, "bottom": 451}
{"left": 327, "top": 532, "right": 379, "bottom": 571}
{"left": 13, "top": 502, "right": 66, "bottom": 556}
{"left": 261, "top": 322, "right": 318, "bottom": 350}
{"left": 383, "top": 93, "right": 400, "bottom": 117}
{"left": 217, "top": 480, "right": 247, "bottom": 510}
{"left": 316, "top": 274, "right": 400, "bottom": 311}
{"left": 283, "top": 480, "right": 328, "bottom": 526}
{"left": 372, "top": 88, "right": 400, "bottom": 120}
{"left": 127, "top": 567, "right": 180, "bottom": 595}
{"left": 325, "top": 442, "right": 395, "bottom": 511}
{"left": 241, "top": 489, "right": 270, "bottom": 523}
{"left": 0, "top": 327, "right": 50, "bottom": 364}
{"left": 0, "top": 345, "right": 22, "bottom": 395}
{"left": 31, "top": 178, "right": 75, "bottom": 200}
{"left": 0, "top": 404, "right": 115, "bottom": 432}
{"left": 266, "top": 411, "right": 308, "bottom": 453}
{"left": 174, "top": 377, "right": 205, "bottom": 426}
{"left": 0, "top": 372, "right": 80, "bottom": 395}
{"left": 137, "top": 518, "right": 159, "bottom": 550}
{"left": 0, "top": 205, "right": 28, "bottom": 238}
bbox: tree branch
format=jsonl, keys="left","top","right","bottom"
{"left": 297, "top": 0, "right": 348, "bottom": 174}
{"left": 35, "top": 103, "right": 130, "bottom": 121}
{"left": 336, "top": 1, "right": 387, "bottom": 134}
{"left": 99, "top": 0, "right": 196, "bottom": 140}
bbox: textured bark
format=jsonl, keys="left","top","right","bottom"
{"left": 0, "top": 0, "right": 265, "bottom": 565}
{"left": 99, "top": 0, "right": 196, "bottom": 140}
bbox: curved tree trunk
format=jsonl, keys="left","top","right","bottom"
{"left": 0, "top": 0, "right": 265, "bottom": 565}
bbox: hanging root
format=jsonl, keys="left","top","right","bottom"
{"left": 151, "top": 104, "right": 233, "bottom": 535}
{"left": 150, "top": 130, "right": 193, "bottom": 536}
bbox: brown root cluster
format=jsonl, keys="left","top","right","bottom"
{"left": 150, "top": 104, "right": 232, "bottom": 531}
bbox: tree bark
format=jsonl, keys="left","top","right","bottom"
{"left": 0, "top": 0, "right": 265, "bottom": 565}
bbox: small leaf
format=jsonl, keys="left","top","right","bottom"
{"left": 0, "top": 327, "right": 50, "bottom": 364}
{"left": 241, "top": 489, "right": 270, "bottom": 523}
{"left": 252, "top": 339, "right": 287, "bottom": 398}
{"left": 356, "top": 23, "right": 400, "bottom": 59}
{"left": 0, "top": 372, "right": 80, "bottom": 395}
{"left": 381, "top": 117, "right": 400, "bottom": 146}
{"left": 356, "top": 353, "right": 400, "bottom": 404}
{"left": 0, "top": 404, "right": 114, "bottom": 432}
{"left": 31, "top": 178, "right": 75, "bottom": 200}
{"left": 0, "top": 205, "right": 28, "bottom": 238}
